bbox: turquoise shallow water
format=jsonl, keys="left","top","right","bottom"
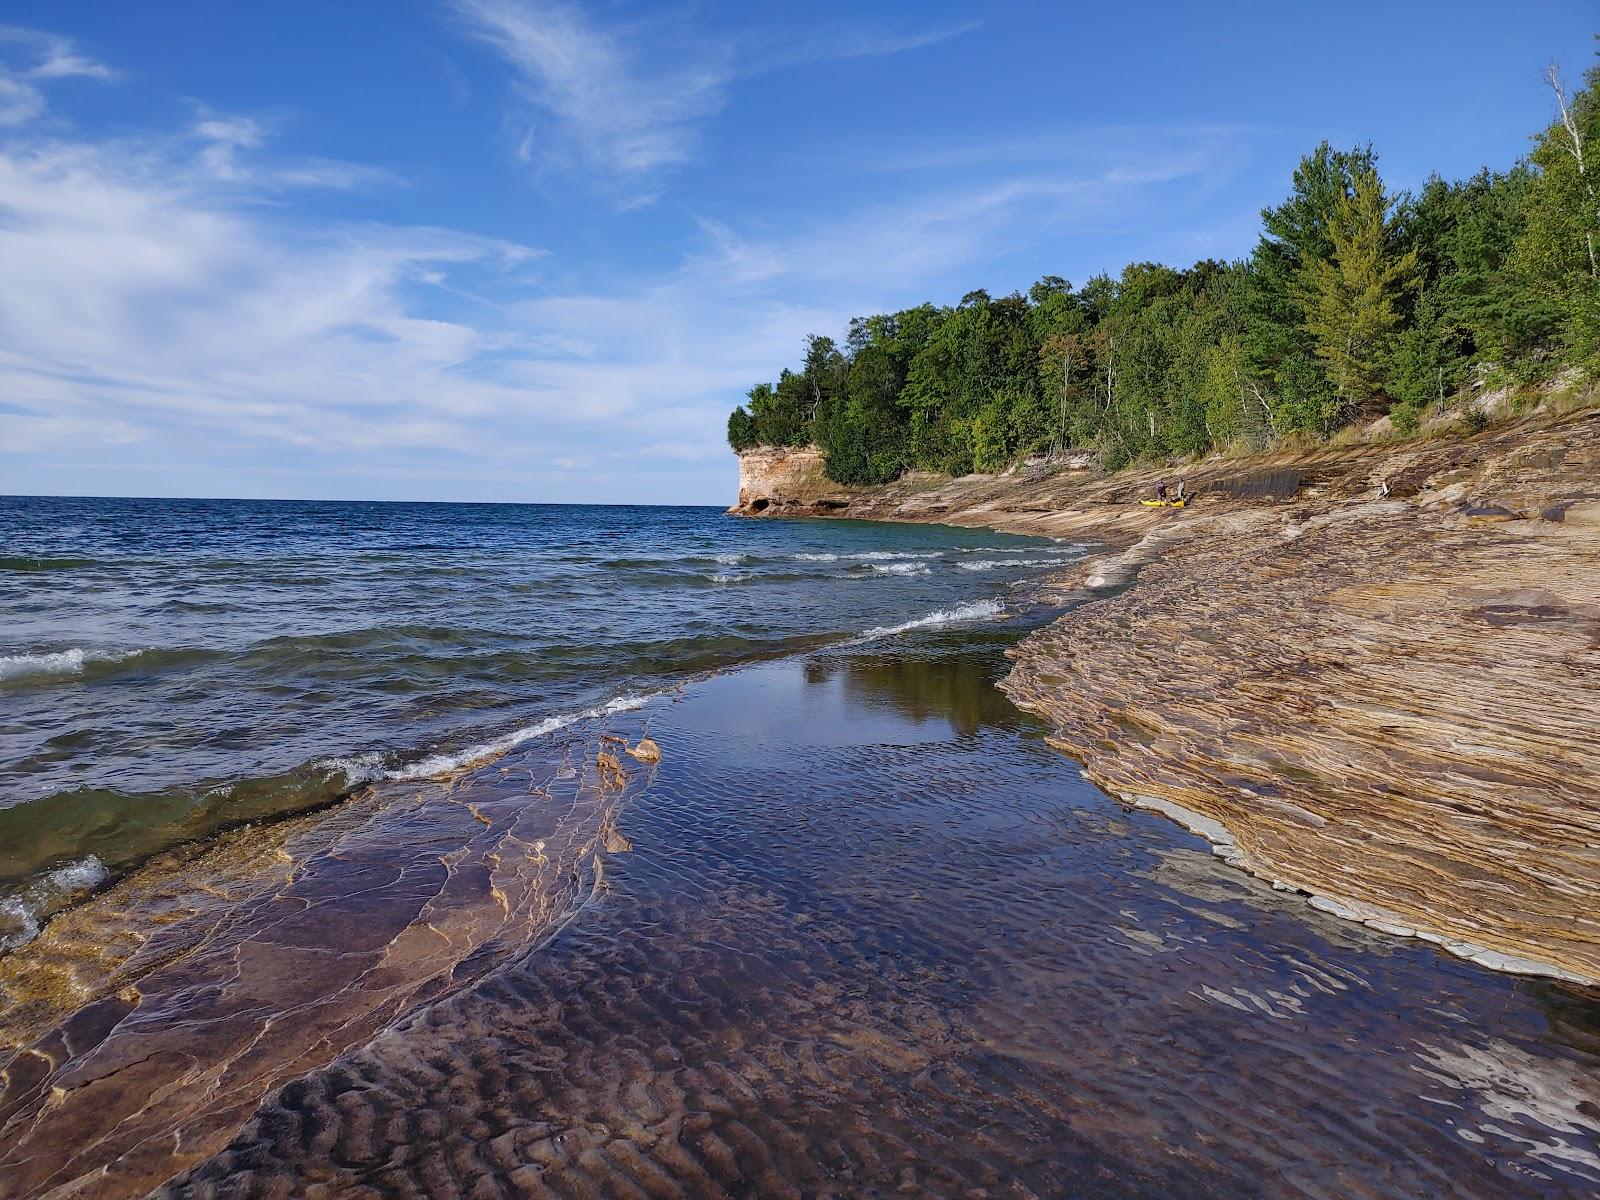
{"left": 0, "top": 495, "right": 1081, "bottom": 945}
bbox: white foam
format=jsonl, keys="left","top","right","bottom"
{"left": 0, "top": 898, "right": 39, "bottom": 953}
{"left": 707, "top": 571, "right": 745, "bottom": 584}
{"left": 795, "top": 550, "right": 942, "bottom": 563}
{"left": 324, "top": 693, "right": 657, "bottom": 786}
{"left": 0, "top": 854, "right": 109, "bottom": 953}
{"left": 956, "top": 557, "right": 1060, "bottom": 572}
{"left": 856, "top": 599, "right": 1004, "bottom": 642}
{"left": 320, "top": 751, "right": 390, "bottom": 788}
{"left": 43, "top": 855, "right": 109, "bottom": 894}
{"left": 0, "top": 648, "right": 86, "bottom": 681}
{"left": 870, "top": 561, "right": 931, "bottom": 576}
{"left": 712, "top": 552, "right": 745, "bottom": 566}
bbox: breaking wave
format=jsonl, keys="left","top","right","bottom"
{"left": 0, "top": 648, "right": 88, "bottom": 682}
{"left": 0, "top": 855, "right": 109, "bottom": 952}
{"left": 794, "top": 550, "right": 945, "bottom": 563}
{"left": 322, "top": 693, "right": 657, "bottom": 786}
{"left": 856, "top": 599, "right": 1005, "bottom": 642}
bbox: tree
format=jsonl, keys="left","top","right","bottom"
{"left": 1515, "top": 58, "right": 1600, "bottom": 365}
{"left": 727, "top": 406, "right": 758, "bottom": 452}
{"left": 1245, "top": 143, "right": 1377, "bottom": 432}
{"left": 723, "top": 48, "right": 1600, "bottom": 474}
{"left": 1295, "top": 166, "right": 1418, "bottom": 421}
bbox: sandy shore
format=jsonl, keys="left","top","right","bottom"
{"left": 733, "top": 409, "right": 1600, "bottom": 985}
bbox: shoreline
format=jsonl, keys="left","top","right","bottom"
{"left": 3, "top": 542, "right": 1598, "bottom": 1194}
{"left": 730, "top": 408, "right": 1600, "bottom": 989}
{"left": 70, "top": 634, "right": 1600, "bottom": 1197}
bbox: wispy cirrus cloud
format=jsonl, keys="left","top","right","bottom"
{"left": 454, "top": 0, "right": 978, "bottom": 196}
{"left": 457, "top": 0, "right": 729, "bottom": 181}
{"left": 0, "top": 26, "right": 115, "bottom": 125}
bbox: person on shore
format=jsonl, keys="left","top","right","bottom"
{"left": 1154, "top": 480, "right": 1168, "bottom": 503}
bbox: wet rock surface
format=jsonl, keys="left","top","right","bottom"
{"left": 0, "top": 725, "right": 654, "bottom": 1199}
{"left": 151, "top": 639, "right": 1600, "bottom": 1198}
{"left": 1000, "top": 412, "right": 1600, "bottom": 984}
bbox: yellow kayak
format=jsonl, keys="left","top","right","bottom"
{"left": 1139, "top": 499, "right": 1187, "bottom": 508}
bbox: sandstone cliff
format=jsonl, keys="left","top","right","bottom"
{"left": 732, "top": 410, "right": 1600, "bottom": 985}
{"left": 730, "top": 445, "right": 859, "bottom": 516}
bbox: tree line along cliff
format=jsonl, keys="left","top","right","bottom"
{"left": 726, "top": 55, "right": 1600, "bottom": 486}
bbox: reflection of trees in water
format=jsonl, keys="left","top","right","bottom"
{"left": 803, "top": 638, "right": 1026, "bottom": 737}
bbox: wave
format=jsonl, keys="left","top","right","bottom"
{"left": 323, "top": 692, "right": 656, "bottom": 786}
{"left": 856, "top": 599, "right": 1004, "bottom": 642}
{"left": 956, "top": 557, "right": 1063, "bottom": 571}
{"left": 869, "top": 561, "right": 932, "bottom": 576}
{"left": 0, "top": 855, "right": 108, "bottom": 953}
{"left": 0, "top": 648, "right": 88, "bottom": 682}
{"left": 0, "top": 646, "right": 218, "bottom": 687}
{"left": 794, "top": 550, "right": 944, "bottom": 563}
{"left": 0, "top": 556, "right": 100, "bottom": 572}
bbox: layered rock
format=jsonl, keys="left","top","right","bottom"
{"left": 0, "top": 721, "right": 657, "bottom": 1200}
{"left": 736, "top": 410, "right": 1600, "bottom": 984}
{"left": 728, "top": 445, "right": 859, "bottom": 516}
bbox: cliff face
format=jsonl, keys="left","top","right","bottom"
{"left": 730, "top": 445, "right": 860, "bottom": 516}
{"left": 732, "top": 410, "right": 1600, "bottom": 984}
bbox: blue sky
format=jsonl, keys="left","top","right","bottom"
{"left": 0, "top": 2, "right": 1594, "bottom": 504}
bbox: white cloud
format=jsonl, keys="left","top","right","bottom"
{"left": 0, "top": 74, "right": 42, "bottom": 125}
{"left": 0, "top": 21, "right": 1249, "bottom": 502}
{"left": 455, "top": 0, "right": 980, "bottom": 194}
{"left": 0, "top": 27, "right": 113, "bottom": 126}
{"left": 457, "top": 0, "right": 727, "bottom": 181}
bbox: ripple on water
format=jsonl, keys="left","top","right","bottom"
{"left": 134, "top": 640, "right": 1600, "bottom": 1200}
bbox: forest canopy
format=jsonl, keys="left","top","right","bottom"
{"left": 727, "top": 55, "right": 1600, "bottom": 485}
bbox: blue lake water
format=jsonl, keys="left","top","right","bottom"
{"left": 0, "top": 495, "right": 1081, "bottom": 943}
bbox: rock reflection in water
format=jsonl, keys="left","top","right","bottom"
{"left": 153, "top": 637, "right": 1600, "bottom": 1199}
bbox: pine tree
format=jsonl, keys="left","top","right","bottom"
{"left": 1296, "top": 167, "right": 1418, "bottom": 422}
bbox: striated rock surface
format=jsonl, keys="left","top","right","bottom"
{"left": 728, "top": 444, "right": 863, "bottom": 516}
{"left": 738, "top": 410, "right": 1600, "bottom": 983}
{"left": 0, "top": 720, "right": 655, "bottom": 1200}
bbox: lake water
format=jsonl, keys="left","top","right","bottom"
{"left": 0, "top": 496, "right": 1081, "bottom": 947}
{"left": 1, "top": 497, "right": 1597, "bottom": 1198}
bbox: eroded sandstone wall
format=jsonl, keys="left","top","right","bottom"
{"left": 728, "top": 445, "right": 861, "bottom": 516}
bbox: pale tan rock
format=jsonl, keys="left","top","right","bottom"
{"left": 626, "top": 737, "right": 661, "bottom": 763}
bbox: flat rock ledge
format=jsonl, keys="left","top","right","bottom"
{"left": 736, "top": 410, "right": 1600, "bottom": 985}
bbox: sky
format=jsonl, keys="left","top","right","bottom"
{"left": 0, "top": 2, "right": 1595, "bottom": 504}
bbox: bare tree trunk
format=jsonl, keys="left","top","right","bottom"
{"left": 1547, "top": 63, "right": 1599, "bottom": 279}
{"left": 1243, "top": 373, "right": 1279, "bottom": 441}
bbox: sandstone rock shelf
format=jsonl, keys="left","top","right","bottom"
{"left": 733, "top": 410, "right": 1600, "bottom": 985}
{"left": 0, "top": 721, "right": 657, "bottom": 1200}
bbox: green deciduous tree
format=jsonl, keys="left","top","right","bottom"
{"left": 725, "top": 47, "right": 1599, "bottom": 480}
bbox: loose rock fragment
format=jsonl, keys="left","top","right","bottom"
{"left": 626, "top": 737, "right": 662, "bottom": 763}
